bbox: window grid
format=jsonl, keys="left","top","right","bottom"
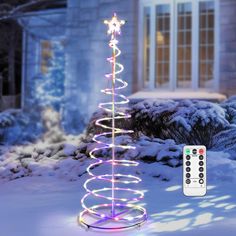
{"left": 142, "top": 0, "right": 217, "bottom": 91}
{"left": 155, "top": 4, "right": 170, "bottom": 88}
{"left": 177, "top": 3, "right": 192, "bottom": 88}
{"left": 199, "top": 1, "right": 214, "bottom": 88}
{"left": 144, "top": 7, "right": 150, "bottom": 84}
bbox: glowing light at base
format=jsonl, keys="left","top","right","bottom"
{"left": 79, "top": 13, "right": 147, "bottom": 230}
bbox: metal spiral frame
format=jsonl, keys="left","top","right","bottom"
{"left": 79, "top": 13, "right": 147, "bottom": 230}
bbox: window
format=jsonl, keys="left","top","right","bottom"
{"left": 0, "top": 20, "right": 22, "bottom": 111}
{"left": 41, "top": 40, "right": 53, "bottom": 75}
{"left": 177, "top": 3, "right": 192, "bottom": 88}
{"left": 156, "top": 5, "right": 170, "bottom": 88}
{"left": 140, "top": 0, "right": 219, "bottom": 91}
{"left": 144, "top": 7, "right": 151, "bottom": 85}
{"left": 199, "top": 1, "right": 215, "bottom": 89}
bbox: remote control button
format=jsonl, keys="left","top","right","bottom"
{"left": 199, "top": 155, "right": 204, "bottom": 160}
{"left": 199, "top": 148, "right": 204, "bottom": 155}
{"left": 186, "top": 161, "right": 191, "bottom": 166}
{"left": 186, "top": 173, "right": 191, "bottom": 178}
{"left": 185, "top": 149, "right": 191, "bottom": 155}
{"left": 199, "top": 167, "right": 204, "bottom": 172}
{"left": 186, "top": 155, "right": 191, "bottom": 160}
{"left": 193, "top": 149, "right": 197, "bottom": 154}
{"left": 199, "top": 179, "right": 204, "bottom": 184}
{"left": 186, "top": 179, "right": 191, "bottom": 184}
{"left": 186, "top": 167, "right": 191, "bottom": 172}
{"left": 199, "top": 161, "right": 204, "bottom": 166}
{"left": 199, "top": 173, "right": 204, "bottom": 178}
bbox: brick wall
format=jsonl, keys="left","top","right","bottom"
{"left": 220, "top": 0, "right": 236, "bottom": 96}
{"left": 63, "top": 0, "right": 138, "bottom": 133}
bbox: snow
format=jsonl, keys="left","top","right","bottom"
{"left": 129, "top": 90, "right": 227, "bottom": 101}
{"left": 1, "top": 97, "right": 236, "bottom": 235}
{"left": 0, "top": 150, "right": 236, "bottom": 236}
{"left": 0, "top": 109, "right": 43, "bottom": 145}
{"left": 0, "top": 134, "right": 185, "bottom": 181}
{"left": 130, "top": 99, "right": 232, "bottom": 148}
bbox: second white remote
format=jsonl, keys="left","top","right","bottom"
{"left": 183, "top": 145, "right": 207, "bottom": 197}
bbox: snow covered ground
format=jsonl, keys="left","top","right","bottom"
{"left": 0, "top": 151, "right": 236, "bottom": 236}
{"left": 1, "top": 98, "right": 236, "bottom": 235}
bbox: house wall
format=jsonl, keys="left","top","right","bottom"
{"left": 220, "top": 0, "right": 236, "bottom": 96}
{"left": 63, "top": 0, "right": 138, "bottom": 133}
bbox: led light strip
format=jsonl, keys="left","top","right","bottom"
{"left": 79, "top": 13, "right": 147, "bottom": 230}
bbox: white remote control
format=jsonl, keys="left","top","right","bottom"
{"left": 183, "top": 145, "right": 207, "bottom": 196}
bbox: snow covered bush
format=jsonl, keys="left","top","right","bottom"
{"left": 131, "top": 99, "right": 229, "bottom": 148}
{"left": 86, "top": 108, "right": 133, "bottom": 137}
{"left": 211, "top": 126, "right": 236, "bottom": 158}
{"left": 220, "top": 96, "right": 236, "bottom": 125}
{"left": 0, "top": 136, "right": 86, "bottom": 181}
{"left": 2, "top": 97, "right": 236, "bottom": 182}
{"left": 0, "top": 109, "right": 42, "bottom": 145}
{"left": 0, "top": 132, "right": 184, "bottom": 181}
{"left": 81, "top": 134, "right": 184, "bottom": 167}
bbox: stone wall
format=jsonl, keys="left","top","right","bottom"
{"left": 220, "top": 0, "right": 236, "bottom": 96}
{"left": 63, "top": 0, "right": 138, "bottom": 133}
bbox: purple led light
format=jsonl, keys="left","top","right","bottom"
{"left": 79, "top": 14, "right": 147, "bottom": 230}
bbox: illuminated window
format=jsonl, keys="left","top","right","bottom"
{"left": 156, "top": 4, "right": 170, "bottom": 88}
{"left": 40, "top": 40, "right": 53, "bottom": 75}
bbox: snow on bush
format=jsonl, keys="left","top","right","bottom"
{"left": 221, "top": 96, "right": 236, "bottom": 125}
{"left": 0, "top": 109, "right": 42, "bottom": 145}
{"left": 0, "top": 133, "right": 184, "bottom": 181}
{"left": 1, "top": 97, "right": 236, "bottom": 182}
{"left": 81, "top": 134, "right": 184, "bottom": 167}
{"left": 0, "top": 135, "right": 86, "bottom": 181}
{"left": 212, "top": 126, "right": 236, "bottom": 158}
{"left": 86, "top": 108, "right": 133, "bottom": 137}
{"left": 131, "top": 99, "right": 229, "bottom": 148}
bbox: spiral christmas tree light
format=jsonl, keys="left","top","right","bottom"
{"left": 79, "top": 13, "right": 147, "bottom": 230}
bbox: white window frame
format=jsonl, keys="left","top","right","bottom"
{"left": 138, "top": 0, "right": 220, "bottom": 92}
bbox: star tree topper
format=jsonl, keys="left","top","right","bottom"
{"left": 104, "top": 13, "right": 125, "bottom": 35}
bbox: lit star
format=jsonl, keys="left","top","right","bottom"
{"left": 104, "top": 13, "right": 125, "bottom": 35}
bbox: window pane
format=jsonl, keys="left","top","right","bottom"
{"left": 199, "top": 1, "right": 215, "bottom": 89}
{"left": 177, "top": 3, "right": 192, "bottom": 88}
{"left": 155, "top": 4, "right": 170, "bottom": 88}
{"left": 144, "top": 7, "right": 150, "bottom": 85}
{"left": 208, "top": 14, "right": 214, "bottom": 28}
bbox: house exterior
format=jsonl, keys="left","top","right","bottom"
{"left": 20, "top": 0, "right": 236, "bottom": 133}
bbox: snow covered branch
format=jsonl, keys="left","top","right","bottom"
{"left": 0, "top": 0, "right": 47, "bottom": 21}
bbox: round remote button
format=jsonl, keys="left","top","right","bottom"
{"left": 199, "top": 155, "right": 204, "bottom": 160}
{"left": 185, "top": 149, "right": 191, "bottom": 155}
{"left": 199, "top": 179, "right": 204, "bottom": 184}
{"left": 186, "top": 167, "right": 191, "bottom": 172}
{"left": 199, "top": 167, "right": 204, "bottom": 172}
{"left": 199, "top": 173, "right": 204, "bottom": 178}
{"left": 193, "top": 149, "right": 197, "bottom": 154}
{"left": 186, "top": 179, "right": 191, "bottom": 184}
{"left": 186, "top": 161, "right": 191, "bottom": 166}
{"left": 186, "top": 155, "right": 191, "bottom": 160}
{"left": 199, "top": 161, "right": 204, "bottom": 166}
{"left": 186, "top": 173, "right": 191, "bottom": 178}
{"left": 199, "top": 148, "right": 204, "bottom": 154}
